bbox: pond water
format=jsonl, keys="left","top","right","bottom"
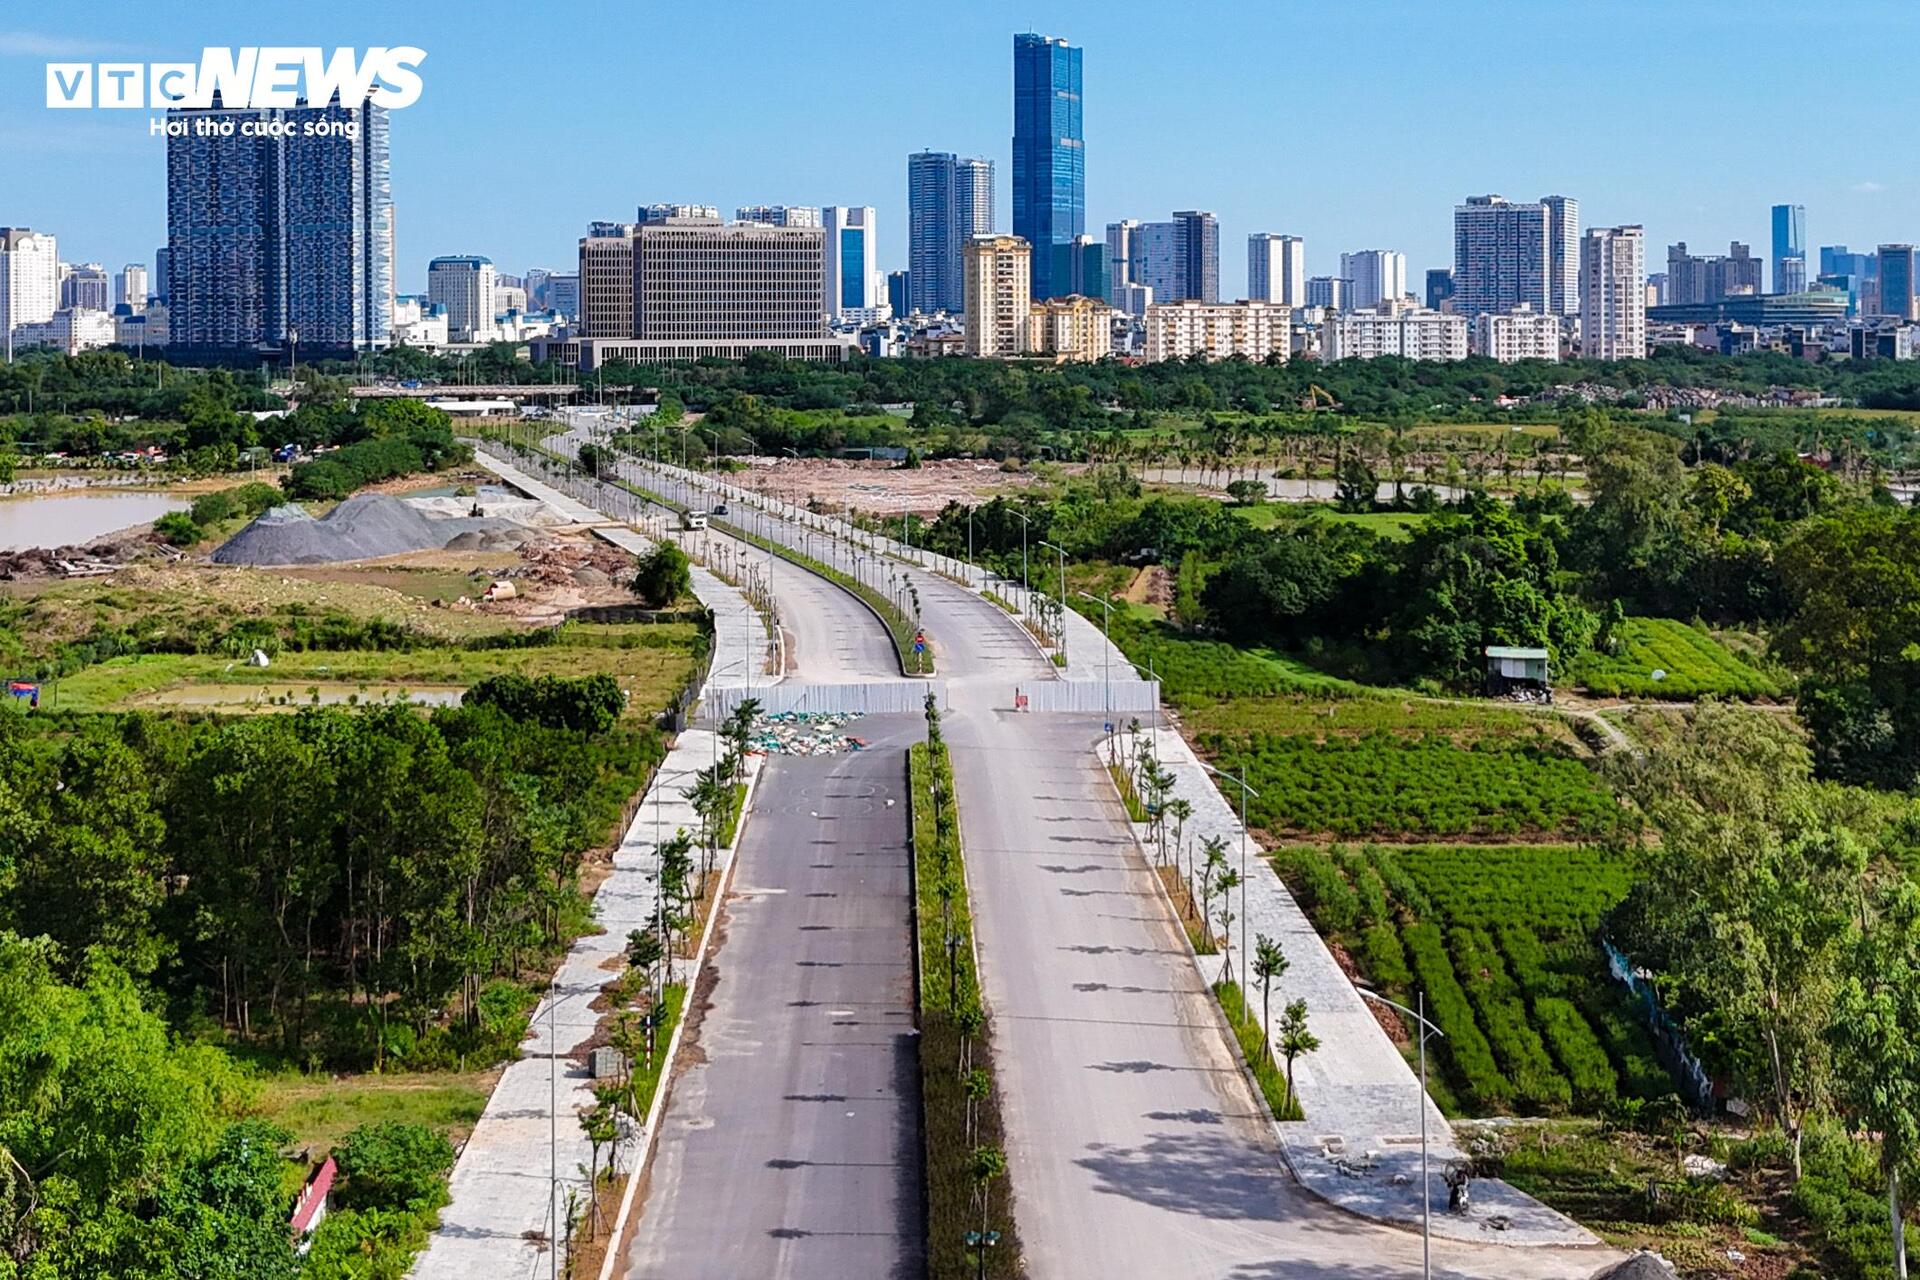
{"left": 0, "top": 491, "right": 190, "bottom": 551}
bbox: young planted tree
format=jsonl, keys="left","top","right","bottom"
{"left": 1213, "top": 868, "right": 1241, "bottom": 985}
{"left": 969, "top": 1145, "right": 1008, "bottom": 1241}
{"left": 1253, "top": 934, "right": 1289, "bottom": 1064}
{"left": 1197, "top": 836, "right": 1229, "bottom": 948}
{"left": 1277, "top": 998, "right": 1320, "bottom": 1118}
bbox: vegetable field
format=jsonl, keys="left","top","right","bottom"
{"left": 1198, "top": 730, "right": 1618, "bottom": 840}
{"left": 1273, "top": 843, "right": 1668, "bottom": 1116}
{"left": 1570, "top": 618, "right": 1785, "bottom": 700}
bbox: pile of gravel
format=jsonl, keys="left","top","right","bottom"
{"left": 213, "top": 493, "right": 528, "bottom": 566}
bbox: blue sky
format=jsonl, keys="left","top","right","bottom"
{"left": 4, "top": 0, "right": 1917, "bottom": 297}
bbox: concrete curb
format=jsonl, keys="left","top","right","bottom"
{"left": 594, "top": 760, "right": 764, "bottom": 1280}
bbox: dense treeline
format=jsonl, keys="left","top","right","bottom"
{"left": 0, "top": 695, "right": 662, "bottom": 1070}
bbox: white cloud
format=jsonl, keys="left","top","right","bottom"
{"left": 1852, "top": 180, "right": 1886, "bottom": 194}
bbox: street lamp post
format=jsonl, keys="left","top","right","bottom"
{"left": 1075, "top": 591, "right": 1115, "bottom": 718}
{"left": 1038, "top": 540, "right": 1067, "bottom": 665}
{"left": 1355, "top": 986, "right": 1444, "bottom": 1280}
{"left": 1198, "top": 761, "right": 1259, "bottom": 1000}
{"left": 1010, "top": 511, "right": 1031, "bottom": 623}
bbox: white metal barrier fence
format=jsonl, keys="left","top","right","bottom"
{"left": 1018, "top": 680, "right": 1162, "bottom": 714}
{"left": 704, "top": 681, "right": 944, "bottom": 721}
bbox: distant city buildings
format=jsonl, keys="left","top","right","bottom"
{"left": 1580, "top": 225, "right": 1647, "bottom": 360}
{"left": 1247, "top": 234, "right": 1305, "bottom": 307}
{"left": 1323, "top": 302, "right": 1468, "bottom": 361}
{"left": 639, "top": 203, "right": 720, "bottom": 223}
{"left": 1050, "top": 235, "right": 1108, "bottom": 302}
{"left": 1132, "top": 211, "right": 1218, "bottom": 304}
{"left": 1666, "top": 241, "right": 1763, "bottom": 303}
{"left": 1144, "top": 299, "right": 1289, "bottom": 362}
{"left": 1305, "top": 276, "right": 1349, "bottom": 310}
{"left": 963, "top": 234, "right": 1032, "bottom": 356}
{"left": 886, "top": 270, "right": 911, "bottom": 317}
{"left": 1771, "top": 203, "right": 1806, "bottom": 295}
{"left": 115, "top": 264, "right": 147, "bottom": 312}
{"left": 1425, "top": 268, "right": 1455, "bottom": 311}
{"left": 546, "top": 273, "right": 579, "bottom": 320}
{"left": 908, "top": 151, "right": 995, "bottom": 315}
{"left": 737, "top": 205, "right": 822, "bottom": 228}
{"left": 1339, "top": 249, "right": 1406, "bottom": 310}
{"left": 0, "top": 228, "right": 59, "bottom": 356}
{"left": 1029, "top": 294, "right": 1113, "bottom": 361}
{"left": 823, "top": 206, "right": 882, "bottom": 323}
{"left": 551, "top": 214, "right": 852, "bottom": 369}
{"left": 1878, "top": 245, "right": 1917, "bottom": 321}
{"left": 1541, "top": 195, "right": 1579, "bottom": 315}
{"left": 164, "top": 96, "right": 392, "bottom": 351}
{"left": 1471, "top": 305, "right": 1560, "bottom": 362}
{"left": 427, "top": 256, "right": 497, "bottom": 342}
{"left": 1452, "top": 194, "right": 1574, "bottom": 317}
{"left": 1105, "top": 220, "right": 1141, "bottom": 307}
{"left": 62, "top": 263, "right": 110, "bottom": 312}
{"left": 1012, "top": 33, "right": 1084, "bottom": 299}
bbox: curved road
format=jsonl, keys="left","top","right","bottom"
{"left": 583, "top": 450, "right": 1616, "bottom": 1279}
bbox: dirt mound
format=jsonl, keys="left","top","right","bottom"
{"left": 213, "top": 493, "right": 525, "bottom": 566}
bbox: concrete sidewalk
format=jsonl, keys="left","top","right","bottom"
{"left": 1108, "top": 725, "right": 1596, "bottom": 1248}
{"left": 417, "top": 453, "right": 781, "bottom": 1280}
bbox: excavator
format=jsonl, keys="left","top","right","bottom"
{"left": 1301, "top": 383, "right": 1339, "bottom": 411}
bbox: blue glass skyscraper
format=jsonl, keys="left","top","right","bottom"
{"left": 1013, "top": 32, "right": 1084, "bottom": 300}
{"left": 1771, "top": 203, "right": 1806, "bottom": 295}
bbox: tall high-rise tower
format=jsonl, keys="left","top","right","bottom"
{"left": 1580, "top": 226, "right": 1646, "bottom": 361}
{"left": 1541, "top": 195, "right": 1579, "bottom": 314}
{"left": 1248, "top": 234, "right": 1306, "bottom": 307}
{"left": 1012, "top": 32, "right": 1084, "bottom": 300}
{"left": 1771, "top": 203, "right": 1806, "bottom": 294}
{"left": 823, "top": 206, "right": 880, "bottom": 322}
{"left": 908, "top": 152, "right": 995, "bottom": 314}
{"left": 165, "top": 95, "right": 391, "bottom": 350}
{"left": 1453, "top": 195, "right": 1551, "bottom": 316}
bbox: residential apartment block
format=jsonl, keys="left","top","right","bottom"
{"left": 963, "top": 234, "right": 1033, "bottom": 356}
{"left": 1144, "top": 299, "right": 1290, "bottom": 362}
{"left": 1323, "top": 302, "right": 1468, "bottom": 361}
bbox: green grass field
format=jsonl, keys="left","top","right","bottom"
{"left": 255, "top": 1069, "right": 494, "bottom": 1156}
{"left": 47, "top": 622, "right": 704, "bottom": 716}
{"left": 1569, "top": 617, "right": 1786, "bottom": 700}
{"left": 1230, "top": 505, "right": 1432, "bottom": 539}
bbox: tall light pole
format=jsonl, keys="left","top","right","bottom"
{"left": 1356, "top": 986, "right": 1444, "bottom": 1280}
{"left": 1038, "top": 539, "right": 1067, "bottom": 664}
{"left": 1199, "top": 760, "right": 1259, "bottom": 1002}
{"left": 1010, "top": 511, "right": 1031, "bottom": 622}
{"left": 1076, "top": 591, "right": 1114, "bottom": 719}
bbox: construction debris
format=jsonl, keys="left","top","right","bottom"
{"left": 747, "top": 711, "right": 865, "bottom": 756}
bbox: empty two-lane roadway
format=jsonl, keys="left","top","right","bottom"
{"left": 625, "top": 724, "right": 924, "bottom": 1280}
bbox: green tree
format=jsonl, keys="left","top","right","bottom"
{"left": 1830, "top": 880, "right": 1920, "bottom": 1278}
{"left": 333, "top": 1122, "right": 455, "bottom": 1213}
{"left": 1276, "top": 998, "right": 1320, "bottom": 1117}
{"left": 1252, "top": 934, "right": 1289, "bottom": 1063}
{"left": 632, "top": 541, "right": 692, "bottom": 608}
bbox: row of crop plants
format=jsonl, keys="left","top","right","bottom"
{"left": 1273, "top": 842, "right": 1668, "bottom": 1116}
{"left": 1570, "top": 617, "right": 1787, "bottom": 700}
{"left": 1199, "top": 731, "right": 1621, "bottom": 840}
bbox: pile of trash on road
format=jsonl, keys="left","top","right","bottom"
{"left": 748, "top": 710, "right": 865, "bottom": 756}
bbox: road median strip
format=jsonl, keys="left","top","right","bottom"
{"left": 910, "top": 694, "right": 1018, "bottom": 1279}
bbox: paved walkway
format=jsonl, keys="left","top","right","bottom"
{"left": 418, "top": 453, "right": 781, "bottom": 1280}
{"left": 1108, "top": 726, "right": 1595, "bottom": 1248}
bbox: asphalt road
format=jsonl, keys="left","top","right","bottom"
{"left": 626, "top": 730, "right": 924, "bottom": 1280}
{"left": 611, "top": 461, "right": 1612, "bottom": 1278}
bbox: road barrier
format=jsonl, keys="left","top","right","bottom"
{"left": 1018, "top": 679, "right": 1162, "bottom": 715}
{"left": 704, "top": 680, "right": 945, "bottom": 721}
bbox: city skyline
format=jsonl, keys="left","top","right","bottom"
{"left": 8, "top": 1, "right": 1920, "bottom": 302}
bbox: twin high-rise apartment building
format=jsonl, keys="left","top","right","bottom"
{"left": 908, "top": 152, "right": 995, "bottom": 314}
{"left": 1452, "top": 194, "right": 1579, "bottom": 318}
{"left": 164, "top": 96, "right": 392, "bottom": 352}
{"left": 1339, "top": 250, "right": 1407, "bottom": 310}
{"left": 1247, "top": 234, "right": 1306, "bottom": 307}
{"left": 1120, "top": 211, "right": 1218, "bottom": 305}
{"left": 1012, "top": 33, "right": 1084, "bottom": 300}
